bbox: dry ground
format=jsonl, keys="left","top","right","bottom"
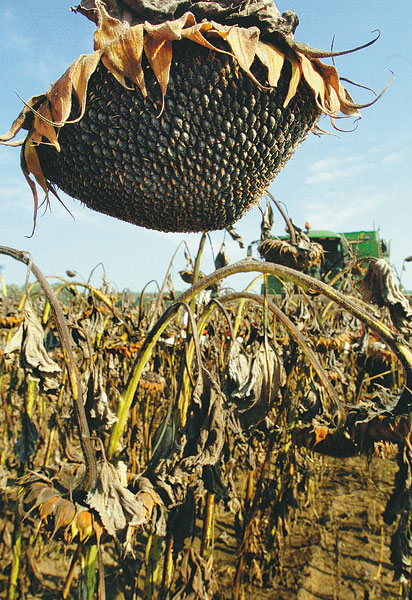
{"left": 214, "top": 453, "right": 401, "bottom": 600}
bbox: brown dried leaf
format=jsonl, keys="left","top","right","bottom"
{"left": 4, "top": 298, "right": 61, "bottom": 377}
{"left": 359, "top": 259, "right": 412, "bottom": 333}
{"left": 102, "top": 24, "right": 146, "bottom": 94}
{"left": 46, "top": 51, "right": 103, "bottom": 125}
{"left": 230, "top": 342, "right": 283, "bottom": 427}
{"left": 86, "top": 460, "right": 146, "bottom": 541}
{"left": 23, "top": 299, "right": 61, "bottom": 374}
{"left": 180, "top": 370, "right": 227, "bottom": 470}
{"left": 283, "top": 57, "right": 302, "bottom": 107}
{"left": 143, "top": 35, "right": 173, "bottom": 111}
{"left": 172, "top": 547, "right": 213, "bottom": 600}
{"left": 255, "top": 41, "right": 284, "bottom": 87}
{"left": 215, "top": 244, "right": 230, "bottom": 270}
{"left": 93, "top": 0, "right": 128, "bottom": 50}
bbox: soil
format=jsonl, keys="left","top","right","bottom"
{"left": 214, "top": 453, "right": 401, "bottom": 600}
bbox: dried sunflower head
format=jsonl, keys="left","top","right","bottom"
{"left": 258, "top": 226, "right": 324, "bottom": 271}
{"left": 2, "top": 0, "right": 368, "bottom": 234}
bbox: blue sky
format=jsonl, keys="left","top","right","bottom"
{"left": 0, "top": 1, "right": 411, "bottom": 292}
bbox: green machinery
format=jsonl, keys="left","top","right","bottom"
{"left": 259, "top": 229, "right": 390, "bottom": 294}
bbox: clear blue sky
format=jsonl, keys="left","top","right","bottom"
{"left": 0, "top": 1, "right": 411, "bottom": 292}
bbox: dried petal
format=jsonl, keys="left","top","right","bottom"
{"left": 93, "top": 0, "right": 128, "bottom": 49}
{"left": 283, "top": 57, "right": 302, "bottom": 107}
{"left": 143, "top": 35, "right": 173, "bottom": 112}
{"left": 299, "top": 54, "right": 327, "bottom": 111}
{"left": 256, "top": 41, "right": 284, "bottom": 87}
{"left": 102, "top": 24, "right": 146, "bottom": 95}
{"left": 46, "top": 51, "right": 103, "bottom": 125}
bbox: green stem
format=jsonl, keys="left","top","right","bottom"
{"left": 8, "top": 518, "right": 21, "bottom": 600}
{"left": 83, "top": 544, "right": 98, "bottom": 600}
{"left": 108, "top": 301, "right": 203, "bottom": 459}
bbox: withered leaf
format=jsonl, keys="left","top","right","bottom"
{"left": 359, "top": 259, "right": 412, "bottom": 333}
{"left": 4, "top": 299, "right": 61, "bottom": 378}
{"left": 283, "top": 57, "right": 301, "bottom": 107}
{"left": 214, "top": 244, "right": 230, "bottom": 270}
{"left": 14, "top": 413, "right": 40, "bottom": 464}
{"left": 87, "top": 460, "right": 146, "bottom": 542}
{"left": 0, "top": 466, "right": 8, "bottom": 491}
{"left": 260, "top": 197, "right": 274, "bottom": 241}
{"left": 171, "top": 547, "right": 213, "bottom": 600}
{"left": 89, "top": 367, "right": 119, "bottom": 430}
{"left": 229, "top": 342, "right": 284, "bottom": 428}
{"left": 102, "top": 24, "right": 146, "bottom": 94}
{"left": 256, "top": 41, "right": 284, "bottom": 87}
{"left": 181, "top": 370, "right": 227, "bottom": 470}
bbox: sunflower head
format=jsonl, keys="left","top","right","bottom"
{"left": 1, "top": 0, "right": 375, "bottom": 234}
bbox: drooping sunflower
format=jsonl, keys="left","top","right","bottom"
{"left": 1, "top": 0, "right": 375, "bottom": 233}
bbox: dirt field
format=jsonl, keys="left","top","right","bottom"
{"left": 214, "top": 453, "right": 401, "bottom": 600}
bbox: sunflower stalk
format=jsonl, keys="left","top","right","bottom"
{"left": 161, "top": 534, "right": 174, "bottom": 595}
{"left": 189, "top": 233, "right": 207, "bottom": 313}
{"left": 0, "top": 245, "right": 98, "bottom": 491}
{"left": 200, "top": 492, "right": 215, "bottom": 558}
{"left": 82, "top": 543, "right": 99, "bottom": 600}
{"left": 108, "top": 301, "right": 203, "bottom": 459}
{"left": 8, "top": 374, "right": 37, "bottom": 600}
{"left": 144, "top": 533, "right": 163, "bottom": 599}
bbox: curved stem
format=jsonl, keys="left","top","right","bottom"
{"left": 108, "top": 300, "right": 204, "bottom": 459}
{"left": 266, "top": 191, "right": 296, "bottom": 245}
{"left": 178, "top": 259, "right": 412, "bottom": 374}
{"left": 0, "top": 245, "right": 97, "bottom": 491}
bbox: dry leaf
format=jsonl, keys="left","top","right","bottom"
{"left": 359, "top": 259, "right": 412, "bottom": 333}
{"left": 4, "top": 298, "right": 61, "bottom": 378}
{"left": 87, "top": 460, "right": 146, "bottom": 542}
{"left": 102, "top": 24, "right": 146, "bottom": 94}
{"left": 283, "top": 57, "right": 301, "bottom": 107}
{"left": 256, "top": 41, "right": 284, "bottom": 87}
{"left": 143, "top": 35, "right": 173, "bottom": 112}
